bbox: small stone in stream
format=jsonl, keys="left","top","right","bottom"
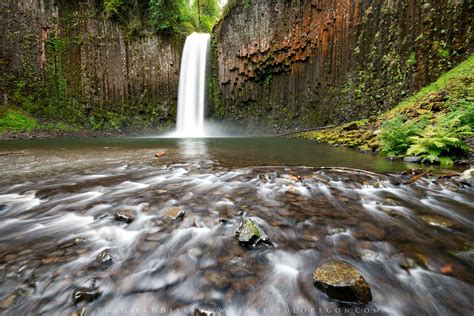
{"left": 313, "top": 261, "right": 372, "bottom": 303}
{"left": 400, "top": 258, "right": 417, "bottom": 272}
{"left": 258, "top": 174, "right": 267, "bottom": 183}
{"left": 114, "top": 209, "right": 135, "bottom": 223}
{"left": 96, "top": 249, "right": 113, "bottom": 265}
{"left": 235, "top": 219, "right": 271, "bottom": 247}
{"left": 155, "top": 151, "right": 166, "bottom": 158}
{"left": 419, "top": 214, "right": 460, "bottom": 228}
{"left": 400, "top": 168, "right": 423, "bottom": 176}
{"left": 287, "top": 186, "right": 300, "bottom": 195}
{"left": 403, "top": 156, "right": 421, "bottom": 163}
{"left": 456, "top": 167, "right": 474, "bottom": 186}
{"left": 328, "top": 227, "right": 346, "bottom": 235}
{"left": 72, "top": 287, "right": 101, "bottom": 306}
{"left": 163, "top": 207, "right": 185, "bottom": 222}
{"left": 193, "top": 301, "right": 225, "bottom": 316}
{"left": 217, "top": 217, "right": 229, "bottom": 224}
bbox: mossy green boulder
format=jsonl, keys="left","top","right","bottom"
{"left": 235, "top": 219, "right": 271, "bottom": 247}
{"left": 313, "top": 260, "right": 372, "bottom": 304}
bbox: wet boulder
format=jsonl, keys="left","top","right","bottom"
{"left": 96, "top": 249, "right": 113, "bottom": 265}
{"left": 72, "top": 287, "right": 101, "bottom": 306}
{"left": 456, "top": 167, "right": 474, "bottom": 186}
{"left": 163, "top": 207, "right": 185, "bottom": 222}
{"left": 114, "top": 209, "right": 135, "bottom": 223}
{"left": 312, "top": 260, "right": 372, "bottom": 303}
{"left": 235, "top": 219, "right": 271, "bottom": 247}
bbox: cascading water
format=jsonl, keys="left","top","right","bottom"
{"left": 175, "top": 32, "right": 211, "bottom": 137}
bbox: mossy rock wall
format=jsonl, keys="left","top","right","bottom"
{"left": 0, "top": 0, "right": 183, "bottom": 130}
{"left": 212, "top": 0, "right": 473, "bottom": 132}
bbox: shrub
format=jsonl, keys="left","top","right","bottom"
{"left": 104, "top": 0, "right": 127, "bottom": 19}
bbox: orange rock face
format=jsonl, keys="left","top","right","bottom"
{"left": 213, "top": 0, "right": 472, "bottom": 131}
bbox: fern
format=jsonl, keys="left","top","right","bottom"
{"left": 407, "top": 112, "right": 472, "bottom": 165}
{"left": 379, "top": 115, "right": 427, "bottom": 156}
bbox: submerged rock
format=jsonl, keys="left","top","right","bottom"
{"left": 312, "top": 260, "right": 372, "bottom": 303}
{"left": 403, "top": 156, "right": 421, "bottom": 163}
{"left": 96, "top": 249, "right": 113, "bottom": 265}
{"left": 419, "top": 214, "right": 460, "bottom": 228}
{"left": 72, "top": 287, "right": 101, "bottom": 306}
{"left": 235, "top": 219, "right": 271, "bottom": 247}
{"left": 114, "top": 209, "right": 135, "bottom": 223}
{"left": 163, "top": 207, "right": 185, "bottom": 222}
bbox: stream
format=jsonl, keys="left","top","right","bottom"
{"left": 0, "top": 137, "right": 473, "bottom": 315}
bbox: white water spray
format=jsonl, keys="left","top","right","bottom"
{"left": 175, "top": 32, "right": 211, "bottom": 137}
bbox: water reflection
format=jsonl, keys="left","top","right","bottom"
{"left": 178, "top": 138, "right": 209, "bottom": 159}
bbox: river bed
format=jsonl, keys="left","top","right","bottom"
{"left": 0, "top": 137, "right": 472, "bottom": 315}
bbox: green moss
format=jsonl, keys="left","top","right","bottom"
{"left": 406, "top": 52, "right": 417, "bottom": 67}
{"left": 297, "top": 54, "right": 474, "bottom": 164}
{"left": 389, "top": 54, "right": 474, "bottom": 115}
{"left": 0, "top": 108, "right": 37, "bottom": 133}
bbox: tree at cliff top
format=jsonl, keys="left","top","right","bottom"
{"left": 192, "top": 0, "right": 220, "bottom": 32}
{"left": 149, "top": 0, "right": 195, "bottom": 35}
{"left": 103, "top": 0, "right": 220, "bottom": 35}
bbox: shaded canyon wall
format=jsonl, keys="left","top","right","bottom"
{"left": 212, "top": 0, "right": 473, "bottom": 131}
{"left": 0, "top": 0, "right": 182, "bottom": 129}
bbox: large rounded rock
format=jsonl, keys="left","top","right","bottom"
{"left": 235, "top": 219, "right": 271, "bottom": 247}
{"left": 456, "top": 167, "right": 474, "bottom": 186}
{"left": 312, "top": 260, "right": 372, "bottom": 303}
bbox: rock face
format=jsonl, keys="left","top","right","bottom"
{"left": 313, "top": 260, "right": 372, "bottom": 303}
{"left": 235, "top": 219, "right": 271, "bottom": 247}
{"left": 212, "top": 0, "right": 473, "bottom": 131}
{"left": 0, "top": 0, "right": 181, "bottom": 129}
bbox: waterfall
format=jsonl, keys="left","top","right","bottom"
{"left": 175, "top": 32, "right": 211, "bottom": 138}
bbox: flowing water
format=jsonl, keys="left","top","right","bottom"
{"left": 0, "top": 137, "right": 473, "bottom": 315}
{"left": 175, "top": 33, "right": 211, "bottom": 138}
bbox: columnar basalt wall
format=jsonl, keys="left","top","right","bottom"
{"left": 212, "top": 0, "right": 473, "bottom": 131}
{"left": 0, "top": 0, "right": 182, "bottom": 129}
